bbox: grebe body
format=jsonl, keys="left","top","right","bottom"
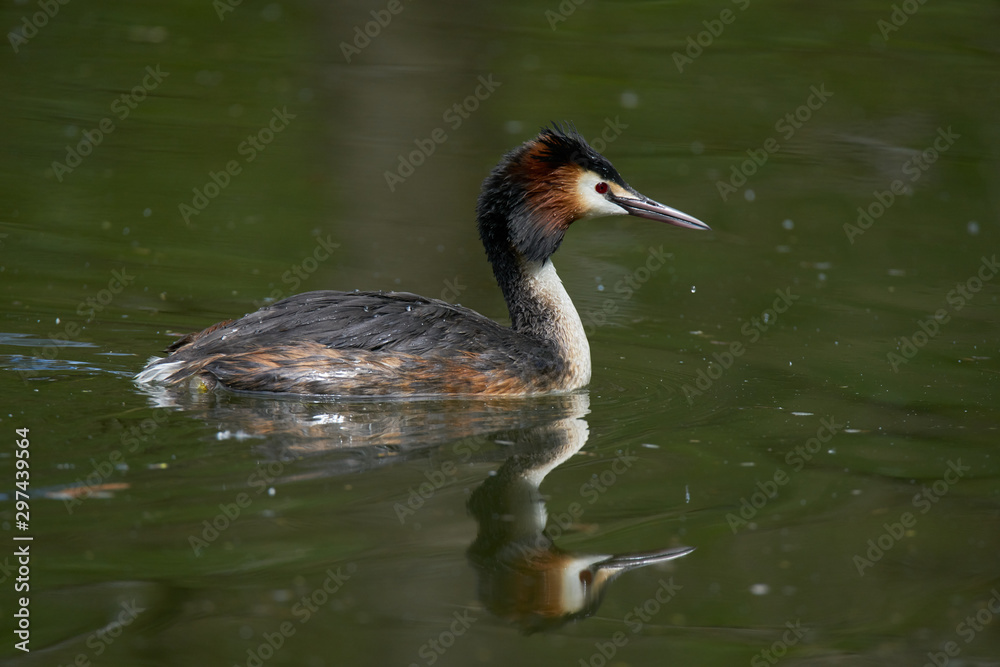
{"left": 137, "top": 125, "right": 708, "bottom": 396}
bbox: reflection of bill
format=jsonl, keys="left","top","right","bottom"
{"left": 466, "top": 394, "right": 694, "bottom": 633}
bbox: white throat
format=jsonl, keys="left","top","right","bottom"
{"left": 523, "top": 260, "right": 592, "bottom": 390}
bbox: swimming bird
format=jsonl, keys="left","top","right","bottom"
{"left": 136, "top": 124, "right": 709, "bottom": 396}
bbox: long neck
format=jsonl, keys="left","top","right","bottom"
{"left": 477, "top": 207, "right": 592, "bottom": 389}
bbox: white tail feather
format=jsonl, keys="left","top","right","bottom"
{"left": 134, "top": 358, "right": 182, "bottom": 385}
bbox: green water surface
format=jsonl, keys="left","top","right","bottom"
{"left": 1, "top": 1, "right": 998, "bottom": 665}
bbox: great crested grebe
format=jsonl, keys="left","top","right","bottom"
{"left": 136, "top": 124, "right": 709, "bottom": 396}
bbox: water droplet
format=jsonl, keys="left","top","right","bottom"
{"left": 782, "top": 219, "right": 794, "bottom": 230}
{"left": 620, "top": 90, "right": 639, "bottom": 109}
{"left": 690, "top": 285, "right": 696, "bottom": 293}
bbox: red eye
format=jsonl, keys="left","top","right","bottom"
{"left": 595, "top": 182, "right": 609, "bottom": 194}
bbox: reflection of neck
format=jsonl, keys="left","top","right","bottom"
{"left": 518, "top": 413, "right": 590, "bottom": 487}
{"left": 467, "top": 399, "right": 590, "bottom": 549}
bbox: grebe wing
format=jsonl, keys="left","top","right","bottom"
{"left": 166, "top": 290, "right": 515, "bottom": 356}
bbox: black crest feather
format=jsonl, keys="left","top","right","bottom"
{"left": 534, "top": 122, "right": 628, "bottom": 187}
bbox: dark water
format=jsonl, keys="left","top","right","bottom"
{"left": 2, "top": 1, "right": 999, "bottom": 665}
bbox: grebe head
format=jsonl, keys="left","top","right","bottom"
{"left": 477, "top": 123, "right": 710, "bottom": 264}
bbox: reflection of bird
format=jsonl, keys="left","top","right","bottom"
{"left": 135, "top": 385, "right": 592, "bottom": 472}
{"left": 137, "top": 124, "right": 709, "bottom": 396}
{"left": 466, "top": 400, "right": 694, "bottom": 633}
